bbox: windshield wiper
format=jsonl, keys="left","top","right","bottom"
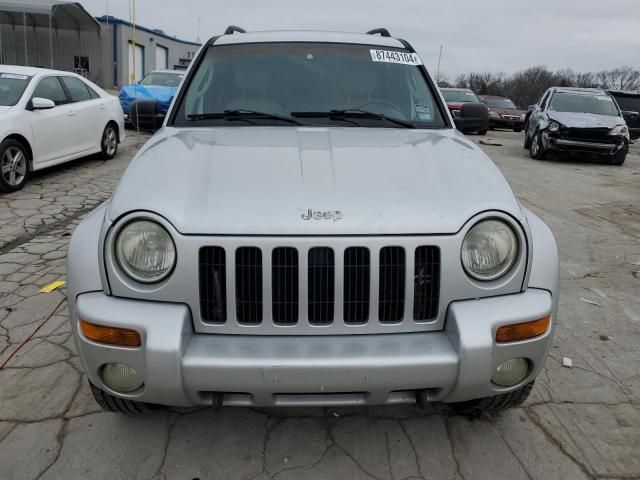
{"left": 187, "top": 109, "right": 306, "bottom": 126}
{"left": 292, "top": 109, "right": 415, "bottom": 128}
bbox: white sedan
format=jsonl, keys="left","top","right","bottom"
{"left": 0, "top": 66, "right": 125, "bottom": 192}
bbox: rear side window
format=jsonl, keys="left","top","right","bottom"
{"left": 62, "top": 77, "right": 92, "bottom": 102}
{"left": 32, "top": 77, "right": 67, "bottom": 105}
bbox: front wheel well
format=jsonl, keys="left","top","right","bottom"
{"left": 3, "top": 134, "right": 33, "bottom": 170}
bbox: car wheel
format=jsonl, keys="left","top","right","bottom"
{"left": 89, "top": 381, "right": 154, "bottom": 414}
{"left": 609, "top": 145, "right": 628, "bottom": 166}
{"left": 523, "top": 124, "right": 532, "bottom": 149}
{"left": 448, "top": 381, "right": 534, "bottom": 415}
{"left": 529, "top": 131, "right": 547, "bottom": 160}
{"left": 478, "top": 129, "right": 488, "bottom": 135}
{"left": 100, "top": 123, "right": 118, "bottom": 160}
{"left": 0, "top": 139, "right": 29, "bottom": 193}
{"left": 514, "top": 128, "right": 522, "bottom": 133}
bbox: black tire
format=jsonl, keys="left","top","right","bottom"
{"left": 0, "top": 138, "right": 29, "bottom": 193}
{"left": 100, "top": 123, "right": 118, "bottom": 160}
{"left": 514, "top": 128, "right": 522, "bottom": 133}
{"left": 89, "top": 381, "right": 153, "bottom": 414}
{"left": 529, "top": 131, "right": 547, "bottom": 160}
{"left": 448, "top": 381, "right": 534, "bottom": 415}
{"left": 523, "top": 124, "right": 532, "bottom": 149}
{"left": 478, "top": 129, "right": 488, "bottom": 135}
{"left": 609, "top": 144, "right": 628, "bottom": 166}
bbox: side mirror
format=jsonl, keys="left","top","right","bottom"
{"left": 527, "top": 105, "right": 536, "bottom": 112}
{"left": 30, "top": 97, "right": 56, "bottom": 110}
{"left": 453, "top": 117, "right": 465, "bottom": 131}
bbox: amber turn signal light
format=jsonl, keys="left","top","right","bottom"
{"left": 80, "top": 320, "right": 141, "bottom": 347}
{"left": 496, "top": 316, "right": 550, "bottom": 343}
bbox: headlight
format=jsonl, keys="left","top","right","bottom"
{"left": 610, "top": 125, "right": 629, "bottom": 137}
{"left": 461, "top": 219, "right": 519, "bottom": 281}
{"left": 547, "top": 121, "right": 560, "bottom": 132}
{"left": 489, "top": 110, "right": 501, "bottom": 119}
{"left": 519, "top": 113, "right": 526, "bottom": 122}
{"left": 115, "top": 220, "right": 176, "bottom": 283}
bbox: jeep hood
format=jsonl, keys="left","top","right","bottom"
{"left": 548, "top": 111, "right": 623, "bottom": 129}
{"left": 109, "top": 127, "right": 523, "bottom": 235}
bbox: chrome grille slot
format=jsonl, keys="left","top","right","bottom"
{"left": 378, "top": 247, "right": 405, "bottom": 323}
{"left": 343, "top": 247, "right": 370, "bottom": 324}
{"left": 199, "top": 247, "right": 227, "bottom": 324}
{"left": 272, "top": 247, "right": 299, "bottom": 325}
{"left": 413, "top": 246, "right": 440, "bottom": 321}
{"left": 235, "top": 247, "right": 263, "bottom": 324}
{"left": 308, "top": 247, "right": 335, "bottom": 325}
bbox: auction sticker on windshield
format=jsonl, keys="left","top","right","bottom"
{"left": 370, "top": 49, "right": 422, "bottom": 65}
{"left": 1, "top": 73, "right": 29, "bottom": 80}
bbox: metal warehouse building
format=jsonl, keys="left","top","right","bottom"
{"left": 0, "top": 0, "right": 200, "bottom": 89}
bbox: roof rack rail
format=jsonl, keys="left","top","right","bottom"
{"left": 224, "top": 25, "right": 246, "bottom": 35}
{"left": 366, "top": 28, "right": 391, "bottom": 37}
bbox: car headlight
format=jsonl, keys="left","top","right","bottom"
{"left": 489, "top": 110, "right": 501, "bottom": 119}
{"left": 547, "top": 121, "right": 560, "bottom": 132}
{"left": 115, "top": 220, "right": 176, "bottom": 283}
{"left": 461, "top": 219, "right": 519, "bottom": 281}
{"left": 519, "top": 113, "right": 526, "bottom": 122}
{"left": 610, "top": 125, "right": 629, "bottom": 137}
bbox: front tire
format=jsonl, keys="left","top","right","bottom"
{"left": 529, "top": 131, "right": 547, "bottom": 160}
{"left": 89, "top": 381, "right": 153, "bottom": 414}
{"left": 478, "top": 129, "right": 488, "bottom": 135}
{"left": 449, "top": 381, "right": 534, "bottom": 415}
{"left": 609, "top": 144, "right": 628, "bottom": 166}
{"left": 0, "top": 139, "right": 29, "bottom": 193}
{"left": 100, "top": 123, "right": 118, "bottom": 160}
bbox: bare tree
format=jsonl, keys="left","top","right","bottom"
{"left": 595, "top": 67, "right": 640, "bottom": 91}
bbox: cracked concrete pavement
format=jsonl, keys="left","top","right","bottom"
{"left": 0, "top": 130, "right": 639, "bottom": 480}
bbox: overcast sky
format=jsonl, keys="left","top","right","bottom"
{"left": 82, "top": 0, "right": 640, "bottom": 80}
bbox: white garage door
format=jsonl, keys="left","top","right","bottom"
{"left": 128, "top": 42, "right": 144, "bottom": 83}
{"left": 156, "top": 45, "right": 169, "bottom": 70}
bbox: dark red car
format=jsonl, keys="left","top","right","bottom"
{"left": 440, "top": 88, "right": 489, "bottom": 134}
{"left": 479, "top": 95, "right": 525, "bottom": 132}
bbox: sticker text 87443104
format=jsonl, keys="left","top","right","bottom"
{"left": 370, "top": 49, "right": 422, "bottom": 66}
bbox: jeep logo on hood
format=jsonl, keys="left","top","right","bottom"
{"left": 301, "top": 209, "right": 343, "bottom": 221}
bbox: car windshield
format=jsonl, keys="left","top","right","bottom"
{"left": 140, "top": 72, "right": 184, "bottom": 87}
{"left": 0, "top": 73, "right": 32, "bottom": 106}
{"left": 441, "top": 90, "right": 479, "bottom": 103}
{"left": 173, "top": 42, "right": 446, "bottom": 128}
{"left": 549, "top": 92, "right": 620, "bottom": 116}
{"left": 485, "top": 98, "right": 517, "bottom": 109}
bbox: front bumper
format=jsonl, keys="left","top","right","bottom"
{"left": 73, "top": 288, "right": 554, "bottom": 407}
{"left": 490, "top": 117, "right": 524, "bottom": 130}
{"left": 543, "top": 132, "right": 626, "bottom": 155}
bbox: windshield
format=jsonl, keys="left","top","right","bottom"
{"left": 140, "top": 72, "right": 184, "bottom": 87}
{"left": 173, "top": 42, "right": 446, "bottom": 128}
{"left": 549, "top": 92, "right": 620, "bottom": 116}
{"left": 485, "top": 98, "right": 517, "bottom": 109}
{"left": 441, "top": 90, "right": 479, "bottom": 103}
{"left": 0, "top": 73, "right": 32, "bottom": 106}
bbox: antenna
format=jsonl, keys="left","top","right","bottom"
{"left": 197, "top": 18, "right": 201, "bottom": 43}
{"left": 436, "top": 45, "right": 443, "bottom": 84}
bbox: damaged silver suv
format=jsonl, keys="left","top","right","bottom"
{"left": 67, "top": 27, "right": 559, "bottom": 414}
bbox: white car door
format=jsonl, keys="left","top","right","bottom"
{"left": 60, "top": 76, "right": 105, "bottom": 153}
{"left": 27, "top": 76, "right": 78, "bottom": 166}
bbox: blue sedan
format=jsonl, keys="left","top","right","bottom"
{"left": 118, "top": 70, "right": 184, "bottom": 128}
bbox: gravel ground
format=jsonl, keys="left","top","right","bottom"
{"left": 0, "top": 129, "right": 638, "bottom": 480}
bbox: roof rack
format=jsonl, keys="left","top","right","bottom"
{"left": 224, "top": 25, "right": 246, "bottom": 35}
{"left": 366, "top": 28, "right": 391, "bottom": 37}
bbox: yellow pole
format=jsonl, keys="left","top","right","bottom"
{"left": 130, "top": 0, "right": 136, "bottom": 82}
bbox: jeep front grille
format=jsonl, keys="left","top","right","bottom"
{"left": 199, "top": 244, "right": 440, "bottom": 330}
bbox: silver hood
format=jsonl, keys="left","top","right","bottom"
{"left": 109, "top": 127, "right": 523, "bottom": 235}
{"left": 548, "top": 111, "right": 624, "bottom": 129}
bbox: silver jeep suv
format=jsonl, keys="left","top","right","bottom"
{"left": 67, "top": 27, "right": 559, "bottom": 414}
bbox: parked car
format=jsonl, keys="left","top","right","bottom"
{"left": 525, "top": 87, "right": 630, "bottom": 165}
{"left": 0, "top": 66, "right": 124, "bottom": 193}
{"left": 68, "top": 27, "right": 558, "bottom": 415}
{"left": 608, "top": 90, "right": 640, "bottom": 140}
{"left": 118, "top": 69, "right": 184, "bottom": 130}
{"left": 440, "top": 87, "right": 489, "bottom": 134}
{"left": 479, "top": 95, "right": 525, "bottom": 132}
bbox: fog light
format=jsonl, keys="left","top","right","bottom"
{"left": 101, "top": 363, "right": 143, "bottom": 393}
{"left": 492, "top": 358, "right": 529, "bottom": 386}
